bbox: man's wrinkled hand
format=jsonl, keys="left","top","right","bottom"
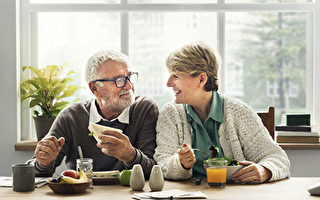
{"left": 97, "top": 130, "right": 136, "bottom": 163}
{"left": 35, "top": 136, "right": 65, "bottom": 166}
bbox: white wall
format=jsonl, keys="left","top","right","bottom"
{"left": 0, "top": 0, "right": 33, "bottom": 176}
{"left": 286, "top": 150, "right": 320, "bottom": 177}
{"left": 0, "top": 0, "right": 319, "bottom": 177}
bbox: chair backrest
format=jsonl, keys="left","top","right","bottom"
{"left": 257, "top": 106, "right": 275, "bottom": 139}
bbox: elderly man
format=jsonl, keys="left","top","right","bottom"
{"left": 27, "top": 50, "right": 159, "bottom": 178}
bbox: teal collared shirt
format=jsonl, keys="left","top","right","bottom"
{"left": 184, "top": 91, "right": 224, "bottom": 178}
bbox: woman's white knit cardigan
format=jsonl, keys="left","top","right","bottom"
{"left": 154, "top": 95, "right": 290, "bottom": 181}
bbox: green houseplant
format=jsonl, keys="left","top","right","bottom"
{"left": 20, "top": 64, "right": 80, "bottom": 140}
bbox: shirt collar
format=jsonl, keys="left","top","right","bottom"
{"left": 185, "top": 91, "right": 224, "bottom": 124}
{"left": 89, "top": 99, "right": 130, "bottom": 124}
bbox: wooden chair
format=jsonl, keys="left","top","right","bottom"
{"left": 257, "top": 106, "right": 275, "bottom": 140}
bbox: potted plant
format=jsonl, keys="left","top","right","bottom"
{"left": 20, "top": 64, "right": 80, "bottom": 141}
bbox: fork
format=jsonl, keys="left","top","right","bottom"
{"left": 178, "top": 146, "right": 212, "bottom": 157}
{"left": 192, "top": 148, "right": 212, "bottom": 158}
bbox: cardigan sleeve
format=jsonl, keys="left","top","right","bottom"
{"left": 153, "top": 103, "right": 193, "bottom": 180}
{"left": 229, "top": 100, "right": 290, "bottom": 181}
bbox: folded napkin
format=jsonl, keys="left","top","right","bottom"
{"left": 0, "top": 176, "right": 49, "bottom": 188}
{"left": 132, "top": 189, "right": 207, "bottom": 199}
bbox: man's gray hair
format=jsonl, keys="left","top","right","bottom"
{"left": 85, "top": 50, "right": 129, "bottom": 83}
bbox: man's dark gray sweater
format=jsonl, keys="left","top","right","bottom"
{"left": 27, "top": 96, "right": 159, "bottom": 178}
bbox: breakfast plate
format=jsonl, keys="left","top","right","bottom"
{"left": 92, "top": 170, "right": 120, "bottom": 185}
{"left": 92, "top": 177, "right": 119, "bottom": 185}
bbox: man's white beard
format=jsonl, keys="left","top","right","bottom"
{"left": 101, "top": 89, "right": 135, "bottom": 113}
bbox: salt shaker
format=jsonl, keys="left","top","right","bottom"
{"left": 130, "top": 164, "right": 145, "bottom": 191}
{"left": 149, "top": 165, "right": 164, "bottom": 191}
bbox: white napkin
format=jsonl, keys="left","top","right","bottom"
{"left": 0, "top": 176, "right": 49, "bottom": 188}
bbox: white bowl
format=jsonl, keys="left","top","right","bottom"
{"left": 226, "top": 165, "right": 244, "bottom": 182}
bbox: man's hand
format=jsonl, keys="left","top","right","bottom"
{"left": 231, "top": 161, "right": 272, "bottom": 184}
{"left": 177, "top": 143, "right": 196, "bottom": 169}
{"left": 35, "top": 136, "right": 65, "bottom": 166}
{"left": 96, "top": 129, "right": 136, "bottom": 163}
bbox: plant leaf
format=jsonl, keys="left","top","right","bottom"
{"left": 59, "top": 85, "right": 79, "bottom": 99}
{"left": 20, "top": 64, "right": 81, "bottom": 117}
{"left": 44, "top": 65, "right": 59, "bottom": 80}
{"left": 29, "top": 99, "right": 40, "bottom": 108}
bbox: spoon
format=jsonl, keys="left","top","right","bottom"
{"left": 78, "top": 146, "right": 84, "bottom": 161}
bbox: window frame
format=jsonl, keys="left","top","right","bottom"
{"left": 19, "top": 0, "right": 320, "bottom": 140}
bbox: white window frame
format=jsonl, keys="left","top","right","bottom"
{"left": 19, "top": 0, "right": 320, "bottom": 140}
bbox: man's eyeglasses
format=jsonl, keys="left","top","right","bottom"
{"left": 94, "top": 72, "right": 138, "bottom": 88}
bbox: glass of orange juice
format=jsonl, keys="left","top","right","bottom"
{"left": 204, "top": 159, "right": 227, "bottom": 188}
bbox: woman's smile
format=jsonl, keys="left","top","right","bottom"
{"left": 174, "top": 90, "right": 181, "bottom": 96}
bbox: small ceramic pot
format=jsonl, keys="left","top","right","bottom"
{"left": 130, "top": 164, "right": 145, "bottom": 191}
{"left": 149, "top": 165, "right": 164, "bottom": 191}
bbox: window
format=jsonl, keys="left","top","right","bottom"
{"left": 20, "top": 0, "right": 320, "bottom": 139}
{"left": 225, "top": 11, "right": 307, "bottom": 118}
{"left": 129, "top": 12, "right": 217, "bottom": 106}
{"left": 37, "top": 12, "right": 120, "bottom": 100}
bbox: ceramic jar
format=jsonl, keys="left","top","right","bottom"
{"left": 130, "top": 164, "right": 145, "bottom": 191}
{"left": 149, "top": 165, "right": 164, "bottom": 191}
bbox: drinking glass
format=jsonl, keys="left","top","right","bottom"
{"left": 204, "top": 159, "right": 227, "bottom": 188}
{"left": 76, "top": 158, "right": 93, "bottom": 188}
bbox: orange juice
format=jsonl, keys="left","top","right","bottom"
{"left": 206, "top": 167, "right": 227, "bottom": 187}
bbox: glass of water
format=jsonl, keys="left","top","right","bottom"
{"left": 76, "top": 158, "right": 93, "bottom": 188}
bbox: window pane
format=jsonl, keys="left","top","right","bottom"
{"left": 129, "top": 12, "right": 217, "bottom": 107}
{"left": 227, "top": 0, "right": 312, "bottom": 3}
{"left": 129, "top": 0, "right": 216, "bottom": 3}
{"left": 225, "top": 12, "right": 307, "bottom": 124}
{"left": 37, "top": 12, "right": 120, "bottom": 100}
{"left": 22, "top": 12, "right": 120, "bottom": 139}
{"left": 30, "top": 0, "right": 119, "bottom": 3}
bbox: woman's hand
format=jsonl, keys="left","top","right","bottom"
{"left": 231, "top": 161, "right": 272, "bottom": 184}
{"left": 177, "top": 143, "right": 196, "bottom": 169}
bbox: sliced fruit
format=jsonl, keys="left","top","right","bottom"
{"left": 59, "top": 169, "right": 88, "bottom": 184}
{"left": 61, "top": 170, "right": 79, "bottom": 179}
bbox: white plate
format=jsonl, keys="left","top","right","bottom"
{"left": 92, "top": 170, "right": 120, "bottom": 185}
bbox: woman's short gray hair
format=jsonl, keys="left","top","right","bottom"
{"left": 166, "top": 41, "right": 221, "bottom": 91}
{"left": 85, "top": 50, "right": 129, "bottom": 83}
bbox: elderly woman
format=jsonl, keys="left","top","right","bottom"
{"left": 154, "top": 41, "right": 290, "bottom": 184}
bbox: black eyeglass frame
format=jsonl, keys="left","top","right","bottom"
{"left": 94, "top": 72, "right": 138, "bottom": 88}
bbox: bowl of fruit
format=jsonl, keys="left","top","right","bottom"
{"left": 47, "top": 169, "right": 91, "bottom": 194}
